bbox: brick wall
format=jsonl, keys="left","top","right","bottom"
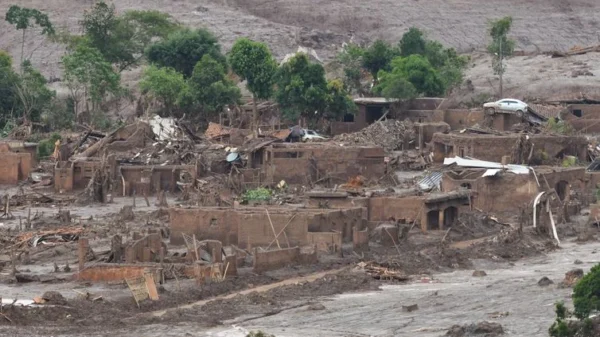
{"left": 169, "top": 208, "right": 240, "bottom": 246}
{"left": 307, "top": 232, "right": 342, "bottom": 254}
{"left": 76, "top": 264, "right": 162, "bottom": 283}
{"left": 353, "top": 227, "right": 369, "bottom": 251}
{"left": 253, "top": 246, "right": 300, "bottom": 272}
{"left": 0, "top": 154, "right": 23, "bottom": 185}
{"left": 368, "top": 197, "right": 424, "bottom": 222}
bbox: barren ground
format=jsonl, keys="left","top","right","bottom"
{"left": 2, "top": 0, "right": 600, "bottom": 103}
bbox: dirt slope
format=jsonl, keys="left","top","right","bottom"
{"left": 1, "top": 0, "right": 600, "bottom": 102}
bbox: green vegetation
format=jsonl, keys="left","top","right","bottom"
{"left": 146, "top": 28, "right": 226, "bottom": 78}
{"left": 487, "top": 16, "right": 515, "bottom": 97}
{"left": 62, "top": 43, "right": 122, "bottom": 119}
{"left": 325, "top": 79, "right": 357, "bottom": 120}
{"left": 187, "top": 55, "right": 241, "bottom": 117}
{"left": 229, "top": 38, "right": 277, "bottom": 129}
{"left": 548, "top": 264, "right": 600, "bottom": 337}
{"left": 545, "top": 118, "right": 573, "bottom": 135}
{"left": 81, "top": 2, "right": 178, "bottom": 71}
{"left": 242, "top": 188, "right": 272, "bottom": 204}
{"left": 139, "top": 66, "right": 188, "bottom": 115}
{"left": 337, "top": 27, "right": 468, "bottom": 101}
{"left": 36, "top": 133, "right": 61, "bottom": 158}
{"left": 336, "top": 42, "right": 365, "bottom": 94}
{"left": 274, "top": 53, "right": 329, "bottom": 123}
{"left": 5, "top": 5, "right": 55, "bottom": 64}
{"left": 362, "top": 40, "right": 397, "bottom": 81}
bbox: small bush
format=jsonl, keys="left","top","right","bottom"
{"left": 37, "top": 133, "right": 61, "bottom": 159}
{"left": 242, "top": 188, "right": 272, "bottom": 204}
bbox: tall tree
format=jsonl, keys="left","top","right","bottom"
{"left": 274, "top": 53, "right": 328, "bottom": 124}
{"left": 5, "top": 5, "right": 55, "bottom": 65}
{"left": 487, "top": 16, "right": 515, "bottom": 98}
{"left": 399, "top": 27, "right": 427, "bottom": 57}
{"left": 188, "top": 55, "right": 241, "bottom": 116}
{"left": 229, "top": 38, "right": 277, "bottom": 130}
{"left": 146, "top": 28, "right": 226, "bottom": 78}
{"left": 81, "top": 2, "right": 179, "bottom": 71}
{"left": 62, "top": 44, "right": 121, "bottom": 118}
{"left": 362, "top": 40, "right": 397, "bottom": 82}
{"left": 376, "top": 55, "right": 445, "bottom": 99}
{"left": 14, "top": 60, "right": 55, "bottom": 123}
{"left": 336, "top": 42, "right": 365, "bottom": 95}
{"left": 325, "top": 79, "right": 356, "bottom": 121}
{"left": 139, "top": 66, "right": 188, "bottom": 115}
{"left": 0, "top": 51, "right": 19, "bottom": 123}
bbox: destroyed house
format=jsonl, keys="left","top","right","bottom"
{"left": 248, "top": 142, "right": 386, "bottom": 185}
{"left": 0, "top": 141, "right": 38, "bottom": 184}
{"left": 431, "top": 133, "right": 588, "bottom": 164}
{"left": 441, "top": 162, "right": 586, "bottom": 220}
{"left": 168, "top": 206, "right": 364, "bottom": 248}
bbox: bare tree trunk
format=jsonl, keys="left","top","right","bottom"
{"left": 252, "top": 94, "right": 258, "bottom": 133}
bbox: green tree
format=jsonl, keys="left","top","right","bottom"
{"left": 62, "top": 44, "right": 121, "bottom": 118}
{"left": 274, "top": 53, "right": 328, "bottom": 124}
{"left": 336, "top": 42, "right": 365, "bottom": 94}
{"left": 362, "top": 40, "right": 397, "bottom": 81}
{"left": 0, "top": 51, "right": 20, "bottom": 125}
{"left": 487, "top": 16, "right": 515, "bottom": 97}
{"left": 573, "top": 264, "right": 600, "bottom": 319}
{"left": 146, "top": 28, "right": 226, "bottom": 78}
{"left": 139, "top": 66, "right": 188, "bottom": 115}
{"left": 375, "top": 72, "right": 417, "bottom": 100}
{"left": 325, "top": 79, "right": 356, "bottom": 120}
{"left": 81, "top": 2, "right": 179, "bottom": 71}
{"left": 229, "top": 38, "right": 277, "bottom": 129}
{"left": 399, "top": 27, "right": 427, "bottom": 57}
{"left": 14, "top": 60, "right": 55, "bottom": 123}
{"left": 188, "top": 55, "right": 241, "bottom": 116}
{"left": 377, "top": 55, "right": 445, "bottom": 98}
{"left": 5, "top": 5, "right": 55, "bottom": 65}
{"left": 424, "top": 41, "right": 469, "bottom": 92}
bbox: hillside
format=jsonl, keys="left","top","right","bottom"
{"left": 1, "top": 0, "right": 600, "bottom": 104}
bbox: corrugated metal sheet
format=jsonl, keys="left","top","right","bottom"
{"left": 444, "top": 156, "right": 530, "bottom": 176}
{"left": 418, "top": 171, "right": 443, "bottom": 191}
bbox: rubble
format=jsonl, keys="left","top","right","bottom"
{"left": 446, "top": 321, "right": 504, "bottom": 336}
{"left": 333, "top": 119, "right": 415, "bottom": 152}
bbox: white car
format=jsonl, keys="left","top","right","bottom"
{"left": 483, "top": 99, "right": 528, "bottom": 117}
{"left": 302, "top": 129, "right": 328, "bottom": 142}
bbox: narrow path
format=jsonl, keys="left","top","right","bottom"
{"left": 148, "top": 267, "right": 347, "bottom": 317}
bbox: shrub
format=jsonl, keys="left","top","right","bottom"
{"left": 242, "top": 188, "right": 271, "bottom": 204}
{"left": 37, "top": 133, "right": 61, "bottom": 158}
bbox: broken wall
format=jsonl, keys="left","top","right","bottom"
{"left": 307, "top": 232, "right": 342, "bottom": 254}
{"left": 431, "top": 134, "right": 588, "bottom": 163}
{"left": 253, "top": 246, "right": 300, "bottom": 272}
{"left": 368, "top": 196, "right": 424, "bottom": 225}
{"left": 442, "top": 109, "right": 485, "bottom": 130}
{"left": 120, "top": 165, "right": 196, "bottom": 196}
{"left": 169, "top": 207, "right": 363, "bottom": 248}
{"left": 264, "top": 144, "right": 385, "bottom": 185}
{"left": 0, "top": 153, "right": 29, "bottom": 184}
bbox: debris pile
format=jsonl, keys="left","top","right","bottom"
{"left": 333, "top": 119, "right": 415, "bottom": 152}
{"left": 446, "top": 321, "right": 504, "bottom": 336}
{"left": 355, "top": 261, "right": 410, "bottom": 281}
